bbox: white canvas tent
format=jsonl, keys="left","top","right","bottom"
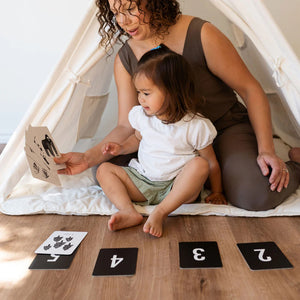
{"left": 0, "top": 0, "right": 299, "bottom": 216}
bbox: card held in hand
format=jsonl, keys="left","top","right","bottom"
{"left": 24, "top": 125, "right": 65, "bottom": 185}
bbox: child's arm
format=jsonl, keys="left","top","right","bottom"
{"left": 102, "top": 130, "right": 141, "bottom": 156}
{"left": 197, "top": 145, "right": 227, "bottom": 205}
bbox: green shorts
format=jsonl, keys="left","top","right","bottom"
{"left": 122, "top": 166, "right": 174, "bottom": 206}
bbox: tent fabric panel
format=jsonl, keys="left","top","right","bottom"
{"left": 209, "top": 0, "right": 300, "bottom": 145}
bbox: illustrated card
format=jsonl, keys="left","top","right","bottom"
{"left": 29, "top": 250, "right": 77, "bottom": 270}
{"left": 24, "top": 125, "right": 64, "bottom": 185}
{"left": 179, "top": 241, "right": 223, "bottom": 269}
{"left": 35, "top": 231, "right": 87, "bottom": 256}
{"left": 237, "top": 242, "right": 293, "bottom": 270}
{"left": 24, "top": 148, "right": 60, "bottom": 186}
{"left": 93, "top": 248, "right": 138, "bottom": 276}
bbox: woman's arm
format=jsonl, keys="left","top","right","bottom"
{"left": 56, "top": 54, "right": 138, "bottom": 175}
{"left": 201, "top": 23, "right": 289, "bottom": 192}
{"left": 84, "top": 54, "right": 138, "bottom": 166}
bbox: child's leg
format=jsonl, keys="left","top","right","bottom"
{"left": 143, "top": 157, "right": 209, "bottom": 237}
{"left": 97, "top": 162, "right": 146, "bottom": 231}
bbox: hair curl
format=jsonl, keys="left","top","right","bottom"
{"left": 95, "top": 0, "right": 181, "bottom": 54}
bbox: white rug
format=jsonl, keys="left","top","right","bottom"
{"left": 0, "top": 138, "right": 299, "bottom": 217}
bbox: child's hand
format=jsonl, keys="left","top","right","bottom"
{"left": 205, "top": 192, "right": 227, "bottom": 205}
{"left": 102, "top": 142, "right": 122, "bottom": 156}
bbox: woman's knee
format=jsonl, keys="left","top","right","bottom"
{"left": 224, "top": 162, "right": 299, "bottom": 211}
{"left": 229, "top": 189, "right": 281, "bottom": 211}
{"left": 224, "top": 174, "right": 285, "bottom": 211}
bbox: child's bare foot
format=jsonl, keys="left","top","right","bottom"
{"left": 108, "top": 209, "right": 143, "bottom": 231}
{"left": 289, "top": 147, "right": 300, "bottom": 163}
{"left": 143, "top": 209, "right": 166, "bottom": 238}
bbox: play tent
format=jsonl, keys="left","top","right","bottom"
{"left": 0, "top": 0, "right": 299, "bottom": 216}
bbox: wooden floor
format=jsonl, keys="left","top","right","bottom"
{"left": 0, "top": 213, "right": 299, "bottom": 299}
{"left": 1, "top": 144, "right": 299, "bottom": 299}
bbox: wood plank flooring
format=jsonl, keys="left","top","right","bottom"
{"left": 0, "top": 213, "right": 299, "bottom": 299}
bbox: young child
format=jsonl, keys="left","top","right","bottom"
{"left": 97, "top": 45, "right": 226, "bottom": 237}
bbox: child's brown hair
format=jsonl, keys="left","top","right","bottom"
{"left": 133, "top": 44, "right": 204, "bottom": 124}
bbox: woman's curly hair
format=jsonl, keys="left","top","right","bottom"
{"left": 95, "top": 0, "right": 181, "bottom": 53}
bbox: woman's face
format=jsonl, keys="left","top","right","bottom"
{"left": 108, "top": 0, "right": 152, "bottom": 40}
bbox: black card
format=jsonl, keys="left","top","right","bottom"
{"left": 179, "top": 241, "right": 222, "bottom": 269}
{"left": 93, "top": 248, "right": 138, "bottom": 276}
{"left": 29, "top": 249, "right": 77, "bottom": 270}
{"left": 237, "top": 242, "right": 293, "bottom": 270}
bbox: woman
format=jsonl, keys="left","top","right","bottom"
{"left": 55, "top": 0, "right": 300, "bottom": 211}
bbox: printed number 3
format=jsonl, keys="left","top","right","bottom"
{"left": 193, "top": 248, "right": 205, "bottom": 261}
{"left": 110, "top": 255, "right": 124, "bottom": 268}
{"left": 254, "top": 248, "right": 272, "bottom": 262}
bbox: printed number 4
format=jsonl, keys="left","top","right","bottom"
{"left": 193, "top": 248, "right": 205, "bottom": 261}
{"left": 110, "top": 255, "right": 124, "bottom": 268}
{"left": 254, "top": 248, "right": 272, "bottom": 262}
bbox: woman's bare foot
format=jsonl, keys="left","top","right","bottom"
{"left": 108, "top": 209, "right": 143, "bottom": 231}
{"left": 289, "top": 147, "right": 300, "bottom": 163}
{"left": 143, "top": 209, "right": 166, "bottom": 238}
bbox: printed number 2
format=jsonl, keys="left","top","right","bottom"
{"left": 110, "top": 255, "right": 124, "bottom": 268}
{"left": 254, "top": 248, "right": 272, "bottom": 262}
{"left": 193, "top": 248, "right": 205, "bottom": 261}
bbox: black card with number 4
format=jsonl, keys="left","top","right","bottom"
{"left": 93, "top": 248, "right": 138, "bottom": 276}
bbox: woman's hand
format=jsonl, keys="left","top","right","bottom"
{"left": 54, "top": 152, "right": 89, "bottom": 175}
{"left": 205, "top": 192, "right": 227, "bottom": 205}
{"left": 257, "top": 152, "right": 289, "bottom": 192}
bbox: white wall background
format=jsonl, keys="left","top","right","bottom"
{"left": 0, "top": 0, "right": 92, "bottom": 143}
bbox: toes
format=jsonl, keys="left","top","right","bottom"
{"left": 143, "top": 222, "right": 150, "bottom": 233}
{"left": 108, "top": 215, "right": 116, "bottom": 231}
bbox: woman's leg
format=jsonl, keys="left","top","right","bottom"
{"left": 214, "top": 122, "right": 300, "bottom": 211}
{"left": 143, "top": 157, "right": 209, "bottom": 237}
{"left": 97, "top": 162, "right": 145, "bottom": 231}
{"left": 289, "top": 148, "right": 300, "bottom": 163}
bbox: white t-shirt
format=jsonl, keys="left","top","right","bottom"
{"left": 128, "top": 105, "right": 217, "bottom": 181}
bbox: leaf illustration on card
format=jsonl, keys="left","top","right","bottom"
{"left": 63, "top": 243, "right": 73, "bottom": 251}
{"left": 54, "top": 241, "right": 66, "bottom": 248}
{"left": 44, "top": 244, "right": 51, "bottom": 251}
{"left": 53, "top": 235, "right": 63, "bottom": 242}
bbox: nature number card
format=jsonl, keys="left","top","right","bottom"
{"left": 35, "top": 231, "right": 88, "bottom": 256}
{"left": 24, "top": 125, "right": 64, "bottom": 185}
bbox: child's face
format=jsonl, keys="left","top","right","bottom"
{"left": 134, "top": 74, "right": 166, "bottom": 119}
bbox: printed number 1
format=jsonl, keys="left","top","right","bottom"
{"left": 193, "top": 248, "right": 205, "bottom": 261}
{"left": 110, "top": 255, "right": 124, "bottom": 268}
{"left": 254, "top": 248, "right": 272, "bottom": 262}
